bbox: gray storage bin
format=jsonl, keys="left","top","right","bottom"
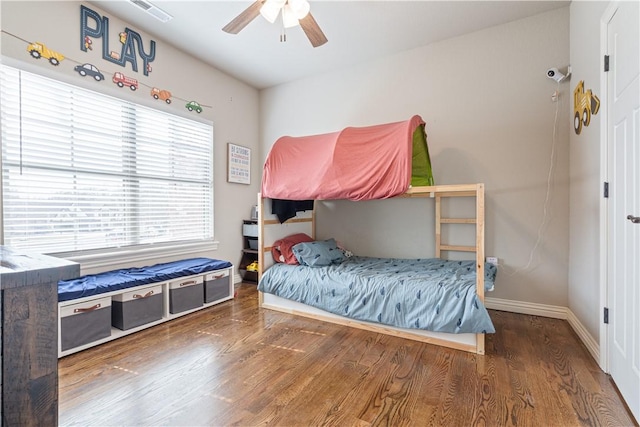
{"left": 242, "top": 223, "right": 258, "bottom": 237}
{"left": 60, "top": 296, "right": 111, "bottom": 351}
{"left": 204, "top": 269, "right": 231, "bottom": 303}
{"left": 169, "top": 276, "right": 204, "bottom": 314}
{"left": 112, "top": 284, "right": 163, "bottom": 330}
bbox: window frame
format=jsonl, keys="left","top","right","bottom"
{"left": 0, "top": 62, "right": 218, "bottom": 269}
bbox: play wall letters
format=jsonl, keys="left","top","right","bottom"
{"left": 80, "top": 5, "right": 156, "bottom": 76}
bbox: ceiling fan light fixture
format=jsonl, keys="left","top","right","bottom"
{"left": 289, "top": 0, "right": 310, "bottom": 19}
{"left": 222, "top": 0, "right": 326, "bottom": 47}
{"left": 282, "top": 4, "right": 300, "bottom": 28}
{"left": 259, "top": 0, "right": 285, "bottom": 24}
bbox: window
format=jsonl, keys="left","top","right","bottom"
{"left": 0, "top": 66, "right": 214, "bottom": 256}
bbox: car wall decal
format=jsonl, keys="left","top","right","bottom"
{"left": 27, "top": 42, "right": 65, "bottom": 66}
{"left": 151, "top": 88, "right": 172, "bottom": 104}
{"left": 3, "top": 9, "right": 213, "bottom": 114}
{"left": 74, "top": 63, "right": 105, "bottom": 81}
{"left": 185, "top": 101, "right": 203, "bottom": 113}
{"left": 112, "top": 72, "right": 138, "bottom": 91}
{"left": 573, "top": 80, "right": 600, "bottom": 135}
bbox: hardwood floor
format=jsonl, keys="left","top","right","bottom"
{"left": 59, "top": 283, "right": 636, "bottom": 426}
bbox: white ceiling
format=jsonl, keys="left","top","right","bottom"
{"left": 90, "top": 1, "right": 569, "bottom": 89}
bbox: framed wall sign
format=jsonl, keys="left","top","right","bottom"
{"left": 227, "top": 143, "right": 251, "bottom": 184}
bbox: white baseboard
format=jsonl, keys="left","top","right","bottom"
{"left": 566, "top": 309, "right": 600, "bottom": 363}
{"left": 485, "top": 297, "right": 567, "bottom": 319}
{"left": 485, "top": 297, "right": 599, "bottom": 363}
{"left": 233, "top": 273, "right": 243, "bottom": 284}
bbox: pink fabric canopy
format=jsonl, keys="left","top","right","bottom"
{"left": 262, "top": 115, "right": 425, "bottom": 201}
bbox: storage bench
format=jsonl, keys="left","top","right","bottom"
{"left": 57, "top": 257, "right": 233, "bottom": 357}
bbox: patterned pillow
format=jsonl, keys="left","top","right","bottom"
{"left": 271, "top": 233, "right": 314, "bottom": 264}
{"left": 292, "top": 238, "right": 346, "bottom": 267}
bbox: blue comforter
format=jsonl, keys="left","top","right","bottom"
{"left": 258, "top": 256, "right": 495, "bottom": 334}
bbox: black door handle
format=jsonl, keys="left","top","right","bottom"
{"left": 627, "top": 215, "right": 640, "bottom": 224}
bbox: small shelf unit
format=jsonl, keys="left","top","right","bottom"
{"left": 240, "top": 219, "right": 259, "bottom": 283}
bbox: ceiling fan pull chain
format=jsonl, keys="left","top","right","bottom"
{"left": 280, "top": 20, "right": 287, "bottom": 42}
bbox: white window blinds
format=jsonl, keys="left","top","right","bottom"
{"left": 0, "top": 66, "right": 214, "bottom": 254}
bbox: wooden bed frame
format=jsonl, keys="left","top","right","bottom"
{"left": 257, "top": 184, "right": 486, "bottom": 354}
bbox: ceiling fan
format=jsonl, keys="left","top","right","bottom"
{"left": 222, "top": 0, "right": 328, "bottom": 48}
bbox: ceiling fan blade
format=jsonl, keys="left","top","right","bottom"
{"left": 299, "top": 12, "right": 327, "bottom": 47}
{"left": 222, "top": 0, "right": 264, "bottom": 34}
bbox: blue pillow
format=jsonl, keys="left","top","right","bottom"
{"left": 292, "top": 238, "right": 346, "bottom": 267}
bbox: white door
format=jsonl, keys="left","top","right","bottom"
{"left": 606, "top": 0, "right": 640, "bottom": 421}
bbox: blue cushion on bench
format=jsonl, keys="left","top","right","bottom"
{"left": 58, "top": 257, "right": 232, "bottom": 302}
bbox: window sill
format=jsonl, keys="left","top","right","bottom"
{"left": 61, "top": 240, "right": 220, "bottom": 273}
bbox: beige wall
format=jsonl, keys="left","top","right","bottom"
{"left": 260, "top": 7, "right": 571, "bottom": 307}
{"left": 0, "top": 1, "right": 261, "bottom": 274}
{"left": 568, "top": 1, "right": 610, "bottom": 343}
{"left": 1, "top": 2, "right": 586, "bottom": 315}
{"left": 0, "top": 0, "right": 608, "bottom": 352}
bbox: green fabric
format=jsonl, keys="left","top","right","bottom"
{"left": 411, "top": 124, "right": 434, "bottom": 186}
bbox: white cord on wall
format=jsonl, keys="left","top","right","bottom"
{"left": 503, "top": 80, "right": 561, "bottom": 276}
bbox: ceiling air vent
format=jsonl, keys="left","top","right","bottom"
{"left": 128, "top": 0, "right": 173, "bottom": 23}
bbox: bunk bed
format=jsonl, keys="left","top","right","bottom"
{"left": 257, "top": 116, "right": 493, "bottom": 354}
